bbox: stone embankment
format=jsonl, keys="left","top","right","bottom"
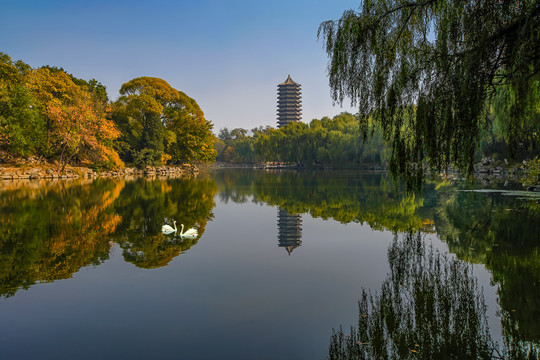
{"left": 473, "top": 157, "right": 524, "bottom": 178}
{"left": 0, "top": 164, "right": 199, "bottom": 181}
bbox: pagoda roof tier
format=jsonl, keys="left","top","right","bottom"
{"left": 277, "top": 101, "right": 302, "bottom": 105}
{"left": 278, "top": 94, "right": 301, "bottom": 98}
{"left": 278, "top": 82, "right": 301, "bottom": 86}
{"left": 278, "top": 95, "right": 300, "bottom": 99}
{"left": 278, "top": 75, "right": 300, "bottom": 86}
{"left": 278, "top": 87, "right": 301, "bottom": 92}
{"left": 277, "top": 121, "right": 301, "bottom": 127}
{"left": 278, "top": 87, "right": 301, "bottom": 90}
{"left": 277, "top": 106, "right": 302, "bottom": 109}
{"left": 278, "top": 114, "right": 302, "bottom": 118}
{"left": 278, "top": 109, "right": 302, "bottom": 112}
{"left": 278, "top": 97, "right": 302, "bottom": 100}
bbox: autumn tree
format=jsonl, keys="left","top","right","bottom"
{"left": 30, "top": 67, "right": 123, "bottom": 171}
{"left": 318, "top": 0, "right": 540, "bottom": 184}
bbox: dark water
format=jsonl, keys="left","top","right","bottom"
{"left": 0, "top": 169, "right": 538, "bottom": 359}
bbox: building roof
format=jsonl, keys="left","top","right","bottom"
{"left": 279, "top": 75, "right": 300, "bottom": 86}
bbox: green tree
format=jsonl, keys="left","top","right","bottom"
{"left": 217, "top": 127, "right": 256, "bottom": 163}
{"left": 164, "top": 92, "right": 216, "bottom": 163}
{"left": 319, "top": 0, "right": 540, "bottom": 184}
{"left": 113, "top": 77, "right": 215, "bottom": 167}
{"left": 0, "top": 53, "right": 44, "bottom": 156}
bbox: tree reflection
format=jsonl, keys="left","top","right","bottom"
{"left": 328, "top": 232, "right": 539, "bottom": 360}
{"left": 0, "top": 175, "right": 217, "bottom": 296}
{"left": 213, "top": 170, "right": 540, "bottom": 347}
{"left": 111, "top": 177, "right": 217, "bottom": 268}
{"left": 1, "top": 169, "right": 538, "bottom": 354}
{"left": 214, "top": 169, "right": 432, "bottom": 233}
{"left": 0, "top": 179, "right": 123, "bottom": 297}
{"left": 435, "top": 190, "right": 540, "bottom": 343}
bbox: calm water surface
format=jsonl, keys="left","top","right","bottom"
{"left": 0, "top": 169, "right": 538, "bottom": 359}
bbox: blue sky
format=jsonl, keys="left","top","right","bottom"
{"left": 1, "top": 0, "right": 360, "bottom": 131}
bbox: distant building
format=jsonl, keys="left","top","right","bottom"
{"left": 277, "top": 208, "right": 302, "bottom": 255}
{"left": 277, "top": 75, "right": 302, "bottom": 128}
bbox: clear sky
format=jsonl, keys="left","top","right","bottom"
{"left": 1, "top": 0, "right": 360, "bottom": 132}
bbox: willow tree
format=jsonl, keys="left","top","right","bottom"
{"left": 319, "top": 0, "right": 540, "bottom": 185}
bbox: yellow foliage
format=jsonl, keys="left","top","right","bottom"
{"left": 29, "top": 68, "right": 123, "bottom": 169}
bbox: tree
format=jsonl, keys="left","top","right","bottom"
{"left": 319, "top": 0, "right": 540, "bottom": 184}
{"left": 164, "top": 91, "right": 216, "bottom": 164}
{"left": 113, "top": 77, "right": 215, "bottom": 167}
{"left": 30, "top": 68, "right": 122, "bottom": 171}
{"left": 0, "top": 53, "right": 44, "bottom": 156}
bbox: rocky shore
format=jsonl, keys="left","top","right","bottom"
{"left": 0, "top": 164, "right": 199, "bottom": 181}
{"left": 1, "top": 154, "right": 537, "bottom": 190}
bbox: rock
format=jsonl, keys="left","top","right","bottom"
{"left": 477, "top": 166, "right": 489, "bottom": 174}
{"left": 1, "top": 163, "right": 202, "bottom": 181}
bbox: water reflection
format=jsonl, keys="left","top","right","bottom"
{"left": 0, "top": 179, "right": 122, "bottom": 297}
{"left": 0, "top": 176, "right": 217, "bottom": 296}
{"left": 213, "top": 169, "right": 429, "bottom": 232}
{"left": 0, "top": 169, "right": 538, "bottom": 356}
{"left": 435, "top": 190, "right": 540, "bottom": 343}
{"left": 328, "top": 232, "right": 540, "bottom": 360}
{"left": 212, "top": 169, "right": 540, "bottom": 349}
{"left": 111, "top": 177, "right": 216, "bottom": 268}
{"left": 277, "top": 208, "right": 302, "bottom": 255}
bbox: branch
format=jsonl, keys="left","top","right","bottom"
{"left": 379, "top": 0, "right": 437, "bottom": 19}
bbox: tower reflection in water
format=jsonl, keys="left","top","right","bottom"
{"left": 277, "top": 208, "right": 302, "bottom": 255}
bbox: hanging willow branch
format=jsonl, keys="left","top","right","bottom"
{"left": 318, "top": 0, "right": 540, "bottom": 186}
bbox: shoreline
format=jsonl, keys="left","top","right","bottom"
{"left": 1, "top": 160, "right": 537, "bottom": 190}
{"left": 0, "top": 164, "right": 199, "bottom": 181}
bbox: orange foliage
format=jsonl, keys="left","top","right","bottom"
{"left": 30, "top": 68, "right": 123, "bottom": 169}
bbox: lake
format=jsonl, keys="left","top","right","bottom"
{"left": 0, "top": 169, "right": 539, "bottom": 359}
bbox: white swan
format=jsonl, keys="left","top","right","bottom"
{"left": 161, "top": 220, "right": 177, "bottom": 234}
{"left": 180, "top": 224, "right": 198, "bottom": 238}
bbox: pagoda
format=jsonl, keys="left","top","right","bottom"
{"left": 277, "top": 208, "right": 302, "bottom": 255}
{"left": 277, "top": 75, "right": 302, "bottom": 128}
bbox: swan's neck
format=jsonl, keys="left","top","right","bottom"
{"left": 173, "top": 221, "right": 177, "bottom": 231}
{"left": 180, "top": 224, "right": 184, "bottom": 235}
